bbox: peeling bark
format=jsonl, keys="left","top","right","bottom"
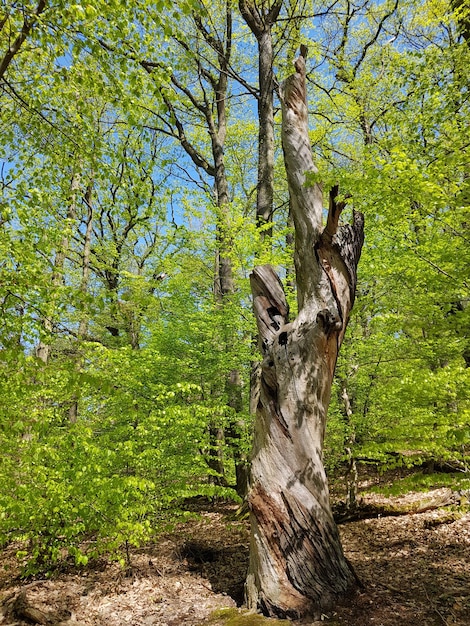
{"left": 246, "top": 47, "right": 364, "bottom": 618}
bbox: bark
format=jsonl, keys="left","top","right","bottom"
{"left": 246, "top": 47, "right": 364, "bottom": 619}
{"left": 238, "top": 0, "right": 283, "bottom": 240}
{"left": 256, "top": 28, "right": 275, "bottom": 237}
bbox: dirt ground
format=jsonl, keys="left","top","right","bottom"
{"left": 1, "top": 488, "right": 469, "bottom": 626}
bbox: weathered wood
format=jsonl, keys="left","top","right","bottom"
{"left": 246, "top": 46, "right": 364, "bottom": 619}
{"left": 12, "top": 591, "right": 50, "bottom": 624}
{"left": 334, "top": 487, "right": 461, "bottom": 523}
{"left": 6, "top": 589, "right": 85, "bottom": 626}
{"left": 251, "top": 265, "right": 289, "bottom": 354}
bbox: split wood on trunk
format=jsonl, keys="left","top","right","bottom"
{"left": 246, "top": 44, "right": 364, "bottom": 619}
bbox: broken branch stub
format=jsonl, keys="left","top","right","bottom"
{"left": 250, "top": 264, "right": 289, "bottom": 354}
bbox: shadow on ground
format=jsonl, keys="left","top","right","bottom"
{"left": 179, "top": 539, "right": 249, "bottom": 606}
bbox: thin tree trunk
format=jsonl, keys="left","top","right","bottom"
{"left": 246, "top": 47, "right": 364, "bottom": 619}
{"left": 142, "top": 9, "right": 248, "bottom": 493}
{"left": 340, "top": 379, "right": 358, "bottom": 511}
{"left": 69, "top": 180, "right": 93, "bottom": 423}
{"left": 207, "top": 8, "right": 248, "bottom": 495}
{"left": 256, "top": 28, "right": 276, "bottom": 238}
{"left": 207, "top": 424, "right": 227, "bottom": 486}
{"left": 36, "top": 171, "right": 80, "bottom": 364}
{"left": 77, "top": 182, "right": 93, "bottom": 337}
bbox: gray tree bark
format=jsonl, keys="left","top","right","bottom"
{"left": 238, "top": 0, "right": 283, "bottom": 240}
{"left": 245, "top": 46, "right": 364, "bottom": 619}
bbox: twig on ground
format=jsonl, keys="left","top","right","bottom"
{"left": 424, "top": 586, "right": 449, "bottom": 626}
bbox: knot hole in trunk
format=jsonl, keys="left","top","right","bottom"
{"left": 267, "top": 305, "right": 283, "bottom": 331}
{"left": 316, "top": 308, "right": 342, "bottom": 335}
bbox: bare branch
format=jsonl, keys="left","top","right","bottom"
{"left": 353, "top": 0, "right": 399, "bottom": 74}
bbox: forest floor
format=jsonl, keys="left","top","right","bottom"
{"left": 1, "top": 471, "right": 469, "bottom": 626}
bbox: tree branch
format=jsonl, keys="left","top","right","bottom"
{"left": 324, "top": 184, "right": 345, "bottom": 239}
{"left": 267, "top": 0, "right": 284, "bottom": 24}
{"left": 238, "top": 0, "right": 264, "bottom": 36}
{"left": 353, "top": 0, "right": 399, "bottom": 74}
{"left": 0, "top": 0, "right": 47, "bottom": 81}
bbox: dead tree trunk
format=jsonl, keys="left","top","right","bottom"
{"left": 245, "top": 47, "right": 364, "bottom": 619}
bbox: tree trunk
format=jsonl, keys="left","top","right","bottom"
{"left": 256, "top": 28, "right": 276, "bottom": 238}
{"left": 208, "top": 10, "right": 248, "bottom": 496}
{"left": 245, "top": 47, "right": 364, "bottom": 619}
{"left": 238, "top": 0, "right": 282, "bottom": 241}
{"left": 69, "top": 180, "right": 94, "bottom": 424}
{"left": 36, "top": 171, "right": 80, "bottom": 364}
{"left": 339, "top": 379, "right": 358, "bottom": 512}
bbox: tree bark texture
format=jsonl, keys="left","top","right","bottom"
{"left": 238, "top": 0, "right": 283, "bottom": 240}
{"left": 246, "top": 47, "right": 364, "bottom": 619}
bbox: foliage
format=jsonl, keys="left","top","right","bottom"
{"left": 0, "top": 0, "right": 469, "bottom": 573}
{"left": 0, "top": 343, "right": 230, "bottom": 573}
{"left": 322, "top": 0, "right": 470, "bottom": 476}
{"left": 366, "top": 471, "right": 470, "bottom": 497}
